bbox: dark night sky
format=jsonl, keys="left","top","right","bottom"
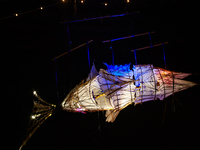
{"left": 2, "top": 0, "right": 200, "bottom": 149}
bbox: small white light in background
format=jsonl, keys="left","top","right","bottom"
{"left": 31, "top": 115, "right": 36, "bottom": 119}
{"left": 127, "top": 0, "right": 130, "bottom": 3}
{"left": 62, "top": 0, "right": 65, "bottom": 2}
{"left": 33, "top": 91, "right": 37, "bottom": 96}
{"left": 105, "top": 3, "right": 107, "bottom": 6}
{"left": 40, "top": 7, "right": 43, "bottom": 10}
{"left": 15, "top": 13, "right": 18, "bottom": 17}
{"left": 81, "top": 0, "right": 83, "bottom": 3}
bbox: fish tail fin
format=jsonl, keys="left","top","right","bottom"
{"left": 105, "top": 109, "right": 120, "bottom": 122}
{"left": 19, "top": 91, "right": 56, "bottom": 150}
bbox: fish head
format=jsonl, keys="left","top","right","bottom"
{"left": 61, "top": 96, "right": 86, "bottom": 113}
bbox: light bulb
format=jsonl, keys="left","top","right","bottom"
{"left": 105, "top": 3, "right": 107, "bottom": 6}
{"left": 15, "top": 13, "right": 18, "bottom": 17}
{"left": 40, "top": 7, "right": 43, "bottom": 10}
{"left": 81, "top": 0, "right": 83, "bottom": 3}
{"left": 127, "top": 0, "right": 130, "bottom": 2}
{"left": 33, "top": 91, "right": 38, "bottom": 97}
{"left": 62, "top": 0, "right": 65, "bottom": 2}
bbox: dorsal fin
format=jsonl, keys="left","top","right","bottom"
{"left": 87, "top": 63, "right": 98, "bottom": 81}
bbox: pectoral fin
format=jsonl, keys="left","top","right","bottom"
{"left": 105, "top": 109, "right": 120, "bottom": 122}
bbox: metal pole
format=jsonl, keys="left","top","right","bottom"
{"left": 66, "top": 22, "right": 71, "bottom": 50}
{"left": 110, "top": 42, "right": 114, "bottom": 65}
{"left": 103, "top": 31, "right": 154, "bottom": 43}
{"left": 63, "top": 12, "right": 140, "bottom": 24}
{"left": 133, "top": 50, "right": 137, "bottom": 65}
{"left": 87, "top": 42, "right": 91, "bottom": 69}
{"left": 52, "top": 39, "right": 93, "bottom": 60}
{"left": 162, "top": 43, "right": 167, "bottom": 69}
{"left": 148, "top": 32, "right": 153, "bottom": 47}
{"left": 130, "top": 17, "right": 134, "bottom": 35}
{"left": 73, "top": 0, "right": 77, "bottom": 20}
{"left": 131, "top": 42, "right": 168, "bottom": 52}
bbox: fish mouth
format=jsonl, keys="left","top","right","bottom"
{"left": 61, "top": 100, "right": 86, "bottom": 113}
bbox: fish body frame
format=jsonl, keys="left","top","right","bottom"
{"left": 61, "top": 63, "right": 196, "bottom": 122}
{"left": 19, "top": 63, "right": 196, "bottom": 150}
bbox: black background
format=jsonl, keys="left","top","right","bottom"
{"left": 2, "top": 0, "right": 200, "bottom": 149}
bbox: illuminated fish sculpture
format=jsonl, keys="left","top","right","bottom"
{"left": 19, "top": 63, "right": 196, "bottom": 149}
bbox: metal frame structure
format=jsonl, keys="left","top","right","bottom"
{"left": 131, "top": 41, "right": 168, "bottom": 67}
{"left": 61, "top": 12, "right": 140, "bottom": 50}
{"left": 102, "top": 31, "right": 155, "bottom": 65}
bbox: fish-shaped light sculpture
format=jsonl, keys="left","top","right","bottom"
{"left": 19, "top": 63, "right": 196, "bottom": 149}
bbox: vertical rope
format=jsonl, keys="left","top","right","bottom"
{"left": 54, "top": 57, "right": 60, "bottom": 105}
{"left": 162, "top": 43, "right": 167, "bottom": 69}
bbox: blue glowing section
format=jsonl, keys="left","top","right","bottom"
{"left": 111, "top": 37, "right": 127, "bottom": 42}
{"left": 110, "top": 35, "right": 135, "bottom": 42}
{"left": 67, "top": 12, "right": 139, "bottom": 23}
{"left": 104, "top": 63, "right": 131, "bottom": 76}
